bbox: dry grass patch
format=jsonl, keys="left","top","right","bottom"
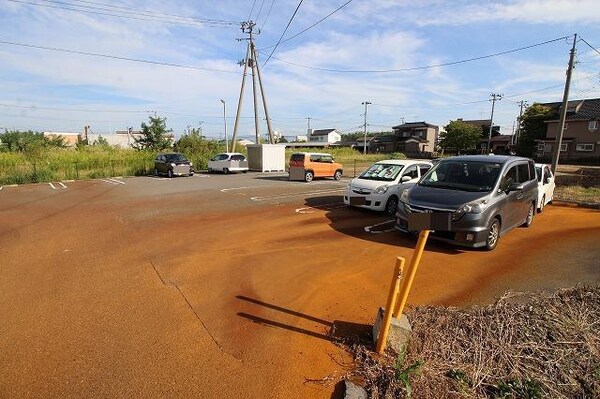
{"left": 554, "top": 186, "right": 600, "bottom": 204}
{"left": 346, "top": 286, "right": 600, "bottom": 398}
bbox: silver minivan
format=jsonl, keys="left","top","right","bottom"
{"left": 395, "top": 155, "right": 538, "bottom": 250}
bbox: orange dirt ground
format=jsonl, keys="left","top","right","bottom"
{"left": 1, "top": 174, "right": 599, "bottom": 398}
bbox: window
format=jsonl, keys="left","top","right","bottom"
{"left": 418, "top": 164, "right": 432, "bottom": 176}
{"left": 403, "top": 165, "right": 419, "bottom": 179}
{"left": 563, "top": 123, "right": 568, "bottom": 131}
{"left": 309, "top": 154, "right": 321, "bottom": 162}
{"left": 501, "top": 166, "right": 518, "bottom": 190}
{"left": 560, "top": 143, "right": 568, "bottom": 152}
{"left": 537, "top": 143, "right": 546, "bottom": 151}
{"left": 576, "top": 143, "right": 594, "bottom": 152}
{"left": 589, "top": 120, "right": 598, "bottom": 131}
{"left": 517, "top": 163, "right": 531, "bottom": 183}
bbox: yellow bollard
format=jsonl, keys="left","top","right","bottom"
{"left": 393, "top": 230, "right": 430, "bottom": 319}
{"left": 376, "top": 257, "right": 405, "bottom": 354}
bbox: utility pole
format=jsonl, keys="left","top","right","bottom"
{"left": 515, "top": 100, "right": 528, "bottom": 147}
{"left": 487, "top": 93, "right": 503, "bottom": 153}
{"left": 551, "top": 33, "right": 577, "bottom": 174}
{"left": 220, "top": 99, "right": 228, "bottom": 152}
{"left": 230, "top": 21, "right": 274, "bottom": 151}
{"left": 306, "top": 117, "right": 311, "bottom": 132}
{"left": 362, "top": 101, "right": 371, "bottom": 154}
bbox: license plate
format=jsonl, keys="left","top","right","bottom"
{"left": 350, "top": 196, "right": 366, "bottom": 205}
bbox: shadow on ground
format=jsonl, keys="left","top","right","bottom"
{"left": 303, "top": 195, "right": 464, "bottom": 255}
{"left": 236, "top": 295, "right": 371, "bottom": 342}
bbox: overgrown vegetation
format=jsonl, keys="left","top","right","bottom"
{"left": 554, "top": 186, "right": 600, "bottom": 204}
{"left": 517, "top": 103, "right": 558, "bottom": 158}
{"left": 345, "top": 286, "right": 600, "bottom": 398}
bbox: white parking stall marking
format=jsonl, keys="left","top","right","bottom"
{"left": 49, "top": 183, "right": 57, "bottom": 190}
{"left": 58, "top": 182, "right": 67, "bottom": 188}
{"left": 295, "top": 201, "right": 346, "bottom": 214}
{"left": 250, "top": 188, "right": 344, "bottom": 202}
{"left": 107, "top": 178, "right": 125, "bottom": 185}
{"left": 0, "top": 186, "right": 3, "bottom": 191}
{"left": 364, "top": 220, "right": 396, "bottom": 234}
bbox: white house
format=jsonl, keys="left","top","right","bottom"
{"left": 308, "top": 128, "right": 341, "bottom": 143}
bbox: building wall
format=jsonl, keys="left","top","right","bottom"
{"left": 540, "top": 119, "right": 600, "bottom": 160}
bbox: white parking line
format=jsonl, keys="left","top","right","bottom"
{"left": 58, "top": 182, "right": 67, "bottom": 188}
{"left": 250, "top": 188, "right": 344, "bottom": 202}
{"left": 63, "top": 180, "right": 75, "bottom": 183}
{"left": 0, "top": 186, "right": 3, "bottom": 191}
{"left": 364, "top": 220, "right": 396, "bottom": 234}
{"left": 49, "top": 183, "right": 57, "bottom": 190}
{"left": 295, "top": 201, "right": 346, "bottom": 214}
{"left": 107, "top": 178, "right": 125, "bottom": 185}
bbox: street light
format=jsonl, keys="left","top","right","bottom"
{"left": 362, "top": 101, "right": 371, "bottom": 154}
{"left": 220, "top": 99, "right": 228, "bottom": 152}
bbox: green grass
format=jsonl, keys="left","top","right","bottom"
{"left": 554, "top": 186, "right": 600, "bottom": 204}
{"left": 0, "top": 146, "right": 408, "bottom": 184}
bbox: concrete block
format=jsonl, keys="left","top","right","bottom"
{"left": 344, "top": 379, "right": 367, "bottom": 399}
{"left": 372, "top": 307, "right": 412, "bottom": 354}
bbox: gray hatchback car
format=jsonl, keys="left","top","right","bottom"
{"left": 395, "top": 155, "right": 538, "bottom": 250}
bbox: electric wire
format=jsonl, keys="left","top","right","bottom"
{"left": 260, "top": 0, "right": 276, "bottom": 31}
{"left": 262, "top": 0, "right": 304, "bottom": 67}
{"left": 579, "top": 36, "right": 600, "bottom": 57}
{"left": 0, "top": 39, "right": 240, "bottom": 74}
{"left": 260, "top": 0, "right": 354, "bottom": 50}
{"left": 247, "top": 0, "right": 257, "bottom": 21}
{"left": 39, "top": 0, "right": 237, "bottom": 25}
{"left": 264, "top": 35, "right": 571, "bottom": 73}
{"left": 8, "top": 0, "right": 237, "bottom": 28}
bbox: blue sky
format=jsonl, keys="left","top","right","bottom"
{"left": 0, "top": 0, "right": 599, "bottom": 140}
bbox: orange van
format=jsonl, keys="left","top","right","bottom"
{"left": 288, "top": 152, "right": 344, "bottom": 182}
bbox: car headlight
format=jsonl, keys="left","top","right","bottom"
{"left": 374, "top": 185, "right": 389, "bottom": 195}
{"left": 453, "top": 199, "right": 489, "bottom": 220}
{"left": 170, "top": 163, "right": 176, "bottom": 167}
{"left": 400, "top": 188, "right": 410, "bottom": 203}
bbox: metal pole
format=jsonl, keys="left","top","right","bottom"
{"left": 393, "top": 230, "right": 430, "bottom": 318}
{"left": 376, "top": 257, "right": 405, "bottom": 354}
{"left": 487, "top": 94, "right": 502, "bottom": 153}
{"left": 220, "top": 99, "right": 228, "bottom": 152}
{"left": 249, "top": 28, "right": 260, "bottom": 144}
{"left": 362, "top": 101, "right": 371, "bottom": 154}
{"left": 252, "top": 44, "right": 274, "bottom": 144}
{"left": 551, "top": 33, "right": 577, "bottom": 174}
{"left": 231, "top": 41, "right": 251, "bottom": 153}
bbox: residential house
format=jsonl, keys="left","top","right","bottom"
{"left": 459, "top": 119, "right": 501, "bottom": 152}
{"left": 489, "top": 135, "right": 514, "bottom": 154}
{"left": 308, "top": 128, "right": 341, "bottom": 143}
{"left": 536, "top": 98, "right": 600, "bottom": 161}
{"left": 370, "top": 122, "right": 438, "bottom": 155}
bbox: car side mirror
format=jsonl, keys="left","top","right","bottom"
{"left": 401, "top": 176, "right": 412, "bottom": 183}
{"left": 508, "top": 182, "right": 524, "bottom": 192}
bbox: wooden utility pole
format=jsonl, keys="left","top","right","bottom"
{"left": 551, "top": 33, "right": 577, "bottom": 174}
{"left": 515, "top": 100, "right": 528, "bottom": 146}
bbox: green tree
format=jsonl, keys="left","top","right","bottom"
{"left": 133, "top": 115, "right": 173, "bottom": 151}
{"left": 516, "top": 103, "right": 557, "bottom": 157}
{"left": 93, "top": 135, "right": 110, "bottom": 147}
{"left": 440, "top": 120, "right": 482, "bottom": 154}
{"left": 0, "top": 130, "right": 45, "bottom": 152}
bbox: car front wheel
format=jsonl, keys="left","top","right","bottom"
{"left": 485, "top": 218, "right": 501, "bottom": 251}
{"left": 333, "top": 170, "right": 342, "bottom": 180}
{"left": 385, "top": 196, "right": 398, "bottom": 216}
{"left": 167, "top": 169, "right": 173, "bottom": 178}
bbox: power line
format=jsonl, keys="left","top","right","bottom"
{"left": 259, "top": 0, "right": 276, "bottom": 31}
{"left": 247, "top": 0, "right": 258, "bottom": 21}
{"left": 8, "top": 0, "right": 237, "bottom": 28}
{"left": 0, "top": 39, "right": 239, "bottom": 74}
{"left": 263, "top": 35, "right": 571, "bottom": 73}
{"left": 40, "top": 0, "right": 237, "bottom": 25}
{"left": 262, "top": 0, "right": 304, "bottom": 67}
{"left": 254, "top": 0, "right": 267, "bottom": 23}
{"left": 579, "top": 36, "right": 600, "bottom": 57}
{"left": 260, "top": 0, "right": 354, "bottom": 50}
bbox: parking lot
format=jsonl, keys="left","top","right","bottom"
{"left": 1, "top": 172, "right": 599, "bottom": 397}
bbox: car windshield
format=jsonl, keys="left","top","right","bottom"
{"left": 419, "top": 161, "right": 502, "bottom": 192}
{"left": 165, "top": 153, "right": 188, "bottom": 162}
{"left": 359, "top": 163, "right": 404, "bottom": 181}
{"left": 535, "top": 166, "right": 542, "bottom": 182}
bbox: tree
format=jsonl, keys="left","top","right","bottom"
{"left": 516, "top": 103, "right": 557, "bottom": 157}
{"left": 440, "top": 120, "right": 482, "bottom": 154}
{"left": 133, "top": 115, "right": 172, "bottom": 151}
{"left": 93, "top": 135, "right": 110, "bottom": 147}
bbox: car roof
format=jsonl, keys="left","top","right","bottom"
{"left": 440, "top": 155, "right": 531, "bottom": 163}
{"left": 374, "top": 159, "right": 430, "bottom": 166}
{"left": 217, "top": 152, "right": 245, "bottom": 156}
{"left": 292, "top": 152, "right": 333, "bottom": 156}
